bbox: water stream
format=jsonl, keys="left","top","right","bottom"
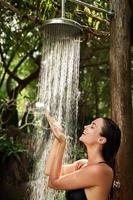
{"left": 28, "top": 28, "right": 81, "bottom": 200}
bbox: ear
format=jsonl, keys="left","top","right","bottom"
{"left": 98, "top": 137, "right": 107, "bottom": 144}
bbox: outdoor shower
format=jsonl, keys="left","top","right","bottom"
{"left": 30, "top": 1, "right": 114, "bottom": 200}
{"left": 42, "top": 0, "right": 114, "bottom": 39}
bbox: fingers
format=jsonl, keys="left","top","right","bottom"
{"left": 44, "top": 111, "right": 65, "bottom": 142}
{"left": 44, "top": 112, "right": 61, "bottom": 129}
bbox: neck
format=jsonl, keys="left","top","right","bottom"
{"left": 86, "top": 145, "right": 105, "bottom": 165}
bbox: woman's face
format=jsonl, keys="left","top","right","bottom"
{"left": 79, "top": 118, "right": 105, "bottom": 145}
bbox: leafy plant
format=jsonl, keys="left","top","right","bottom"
{"left": 0, "top": 133, "right": 27, "bottom": 163}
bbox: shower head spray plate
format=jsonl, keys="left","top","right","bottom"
{"left": 42, "top": 18, "right": 82, "bottom": 38}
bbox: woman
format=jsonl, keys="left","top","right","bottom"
{"left": 44, "top": 112, "right": 121, "bottom": 200}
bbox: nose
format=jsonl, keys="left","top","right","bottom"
{"left": 84, "top": 125, "right": 90, "bottom": 129}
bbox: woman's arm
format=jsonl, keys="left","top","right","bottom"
{"left": 44, "top": 136, "right": 83, "bottom": 176}
{"left": 44, "top": 112, "right": 92, "bottom": 189}
{"left": 48, "top": 138, "right": 66, "bottom": 187}
{"left": 44, "top": 113, "right": 79, "bottom": 177}
{"left": 44, "top": 138, "right": 60, "bottom": 176}
{"left": 44, "top": 112, "right": 66, "bottom": 178}
{"left": 48, "top": 162, "right": 112, "bottom": 190}
{"left": 45, "top": 140, "right": 88, "bottom": 176}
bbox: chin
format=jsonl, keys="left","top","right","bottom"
{"left": 79, "top": 136, "right": 84, "bottom": 143}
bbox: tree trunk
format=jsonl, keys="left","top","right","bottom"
{"left": 110, "top": 0, "right": 133, "bottom": 200}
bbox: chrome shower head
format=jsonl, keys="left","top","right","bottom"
{"left": 42, "top": 18, "right": 82, "bottom": 39}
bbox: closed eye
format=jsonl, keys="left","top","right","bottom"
{"left": 91, "top": 122, "right": 97, "bottom": 128}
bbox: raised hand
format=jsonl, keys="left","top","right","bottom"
{"left": 44, "top": 112, "right": 66, "bottom": 143}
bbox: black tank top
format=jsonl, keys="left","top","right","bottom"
{"left": 65, "top": 161, "right": 107, "bottom": 200}
{"left": 65, "top": 188, "right": 87, "bottom": 200}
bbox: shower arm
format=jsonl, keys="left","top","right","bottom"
{"left": 61, "top": 0, "right": 65, "bottom": 18}
{"left": 61, "top": 0, "right": 114, "bottom": 18}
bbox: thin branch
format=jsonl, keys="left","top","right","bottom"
{"left": 0, "top": 45, "right": 7, "bottom": 87}
{"left": 20, "top": 67, "right": 40, "bottom": 88}
{"left": 0, "top": 44, "right": 7, "bottom": 68}
{"left": 7, "top": 51, "right": 16, "bottom": 68}
{"left": 14, "top": 49, "right": 35, "bottom": 73}
{"left": 8, "top": 67, "right": 40, "bottom": 99}
{"left": 6, "top": 49, "right": 36, "bottom": 95}
{"left": 5, "top": 67, "right": 22, "bottom": 83}
{"left": 3, "top": 50, "right": 36, "bottom": 86}
{"left": 0, "top": 0, "right": 19, "bottom": 14}
{"left": 0, "top": 0, "right": 40, "bottom": 24}
{"left": 82, "top": 25, "right": 110, "bottom": 38}
{"left": 0, "top": 71, "right": 6, "bottom": 88}
{"left": 75, "top": 10, "right": 110, "bottom": 25}
{"left": 19, "top": 122, "right": 34, "bottom": 130}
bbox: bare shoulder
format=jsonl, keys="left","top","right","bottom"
{"left": 91, "top": 163, "right": 113, "bottom": 176}
{"left": 88, "top": 164, "right": 113, "bottom": 185}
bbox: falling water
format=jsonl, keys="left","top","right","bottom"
{"left": 28, "top": 26, "right": 81, "bottom": 200}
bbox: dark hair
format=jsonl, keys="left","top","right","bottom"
{"left": 100, "top": 118, "right": 121, "bottom": 200}
{"left": 100, "top": 118, "right": 121, "bottom": 168}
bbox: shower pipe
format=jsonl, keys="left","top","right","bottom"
{"left": 61, "top": 0, "right": 114, "bottom": 18}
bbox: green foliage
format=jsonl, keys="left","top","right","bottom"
{"left": 58, "top": 192, "right": 66, "bottom": 200}
{"left": 79, "top": 36, "right": 111, "bottom": 120}
{"left": 1, "top": 0, "right": 131, "bottom": 130}
{"left": 0, "top": 2, "right": 132, "bottom": 199}
{"left": 0, "top": 98, "right": 9, "bottom": 123}
{"left": 0, "top": 0, "right": 111, "bottom": 114}
{"left": 0, "top": 133, "right": 27, "bottom": 163}
{"left": 72, "top": 144, "right": 87, "bottom": 160}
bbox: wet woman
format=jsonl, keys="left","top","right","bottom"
{"left": 44, "top": 112, "right": 121, "bottom": 200}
